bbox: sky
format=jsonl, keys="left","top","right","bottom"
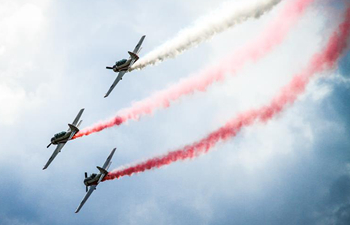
{"left": 0, "top": 0, "right": 349, "bottom": 224}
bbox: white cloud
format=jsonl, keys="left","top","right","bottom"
{"left": 0, "top": 84, "right": 26, "bottom": 125}
{"left": 0, "top": 2, "right": 46, "bottom": 49}
{"left": 0, "top": 1, "right": 51, "bottom": 125}
{"left": 0, "top": 0, "right": 348, "bottom": 224}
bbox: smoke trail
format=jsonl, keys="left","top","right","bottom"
{"left": 103, "top": 7, "right": 350, "bottom": 181}
{"left": 73, "top": 0, "right": 314, "bottom": 139}
{"left": 130, "top": 0, "right": 282, "bottom": 71}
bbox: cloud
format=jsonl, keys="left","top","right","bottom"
{"left": 0, "top": 1, "right": 50, "bottom": 125}
{"left": 339, "top": 51, "right": 350, "bottom": 78}
{"left": 0, "top": 1, "right": 350, "bottom": 225}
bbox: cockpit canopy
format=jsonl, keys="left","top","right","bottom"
{"left": 115, "top": 59, "right": 127, "bottom": 66}
{"left": 84, "top": 173, "right": 97, "bottom": 182}
{"left": 54, "top": 131, "right": 66, "bottom": 138}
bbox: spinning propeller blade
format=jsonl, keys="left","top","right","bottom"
{"left": 85, "top": 172, "right": 88, "bottom": 192}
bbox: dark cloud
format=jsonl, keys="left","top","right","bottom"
{"left": 334, "top": 203, "right": 350, "bottom": 225}
{"left": 199, "top": 52, "right": 350, "bottom": 225}
{"left": 1, "top": 1, "right": 350, "bottom": 225}
{"left": 338, "top": 52, "right": 350, "bottom": 79}
{"left": 312, "top": 52, "right": 350, "bottom": 225}
{"left": 0, "top": 175, "right": 40, "bottom": 225}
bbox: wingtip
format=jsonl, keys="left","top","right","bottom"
{"left": 75, "top": 206, "right": 81, "bottom": 213}
{"left": 43, "top": 163, "right": 48, "bottom": 170}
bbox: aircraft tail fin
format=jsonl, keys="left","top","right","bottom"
{"left": 97, "top": 166, "right": 108, "bottom": 175}
{"left": 68, "top": 123, "right": 79, "bottom": 133}
{"left": 128, "top": 51, "right": 139, "bottom": 61}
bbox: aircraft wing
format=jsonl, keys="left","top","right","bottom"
{"left": 71, "top": 108, "right": 85, "bottom": 126}
{"left": 101, "top": 148, "right": 116, "bottom": 170}
{"left": 132, "top": 35, "right": 146, "bottom": 54}
{"left": 75, "top": 184, "right": 97, "bottom": 213}
{"left": 104, "top": 71, "right": 127, "bottom": 98}
{"left": 43, "top": 143, "right": 65, "bottom": 170}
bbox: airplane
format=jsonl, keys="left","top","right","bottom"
{"left": 75, "top": 148, "right": 116, "bottom": 213}
{"left": 104, "top": 35, "right": 146, "bottom": 98}
{"left": 43, "top": 108, "right": 84, "bottom": 170}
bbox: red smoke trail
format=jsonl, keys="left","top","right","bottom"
{"left": 73, "top": 0, "right": 314, "bottom": 139}
{"left": 103, "top": 7, "right": 350, "bottom": 181}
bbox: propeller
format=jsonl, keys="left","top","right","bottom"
{"left": 85, "top": 172, "right": 88, "bottom": 192}
{"left": 106, "top": 66, "right": 113, "bottom": 69}
{"left": 46, "top": 143, "right": 52, "bottom": 148}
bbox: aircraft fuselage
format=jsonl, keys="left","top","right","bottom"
{"left": 84, "top": 173, "right": 101, "bottom": 186}
{"left": 112, "top": 59, "right": 132, "bottom": 72}
{"left": 50, "top": 131, "right": 72, "bottom": 145}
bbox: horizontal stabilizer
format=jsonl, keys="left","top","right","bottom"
{"left": 132, "top": 35, "right": 146, "bottom": 54}
{"left": 72, "top": 109, "right": 84, "bottom": 126}
{"left": 128, "top": 51, "right": 139, "bottom": 61}
{"left": 77, "top": 120, "right": 83, "bottom": 129}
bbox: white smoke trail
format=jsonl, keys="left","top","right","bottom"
{"left": 130, "top": 0, "right": 282, "bottom": 71}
